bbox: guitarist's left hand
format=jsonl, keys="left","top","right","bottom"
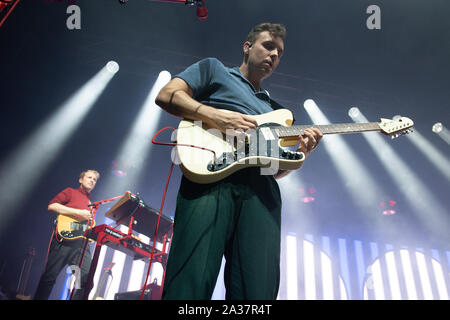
{"left": 275, "top": 128, "right": 322, "bottom": 180}
{"left": 297, "top": 128, "right": 323, "bottom": 158}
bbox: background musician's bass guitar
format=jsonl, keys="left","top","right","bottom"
{"left": 175, "top": 108, "right": 414, "bottom": 184}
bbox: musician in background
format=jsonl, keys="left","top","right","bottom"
{"left": 155, "top": 23, "right": 322, "bottom": 299}
{"left": 34, "top": 169, "right": 100, "bottom": 300}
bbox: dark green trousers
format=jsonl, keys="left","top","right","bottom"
{"left": 162, "top": 168, "right": 282, "bottom": 300}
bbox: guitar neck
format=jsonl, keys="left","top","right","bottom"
{"left": 275, "top": 122, "right": 381, "bottom": 137}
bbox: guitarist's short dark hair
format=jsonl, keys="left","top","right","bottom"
{"left": 246, "top": 23, "right": 286, "bottom": 44}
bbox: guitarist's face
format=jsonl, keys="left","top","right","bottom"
{"left": 79, "top": 170, "right": 98, "bottom": 193}
{"left": 245, "top": 31, "right": 284, "bottom": 81}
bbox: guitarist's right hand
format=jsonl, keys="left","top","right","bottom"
{"left": 155, "top": 78, "right": 258, "bottom": 135}
{"left": 49, "top": 202, "right": 92, "bottom": 221}
{"left": 75, "top": 209, "right": 92, "bottom": 221}
{"left": 205, "top": 108, "right": 258, "bottom": 135}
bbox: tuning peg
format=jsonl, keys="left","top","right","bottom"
{"left": 404, "top": 129, "right": 413, "bottom": 135}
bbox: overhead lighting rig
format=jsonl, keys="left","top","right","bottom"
{"left": 119, "top": 0, "right": 208, "bottom": 21}
{"left": 0, "top": 0, "right": 20, "bottom": 28}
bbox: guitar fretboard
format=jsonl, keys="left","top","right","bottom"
{"left": 273, "top": 122, "right": 380, "bottom": 137}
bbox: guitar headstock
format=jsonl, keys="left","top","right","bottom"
{"left": 378, "top": 117, "right": 414, "bottom": 139}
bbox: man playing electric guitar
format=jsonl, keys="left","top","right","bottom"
{"left": 155, "top": 23, "right": 322, "bottom": 300}
{"left": 34, "top": 169, "right": 99, "bottom": 300}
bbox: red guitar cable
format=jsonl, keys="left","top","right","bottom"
{"left": 139, "top": 126, "right": 216, "bottom": 300}
{"left": 150, "top": 126, "right": 217, "bottom": 159}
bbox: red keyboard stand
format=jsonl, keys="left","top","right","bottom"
{"left": 71, "top": 192, "right": 173, "bottom": 300}
{"left": 82, "top": 223, "right": 171, "bottom": 300}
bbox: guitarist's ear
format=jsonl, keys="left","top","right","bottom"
{"left": 243, "top": 41, "right": 252, "bottom": 61}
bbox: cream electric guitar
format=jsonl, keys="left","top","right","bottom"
{"left": 175, "top": 108, "right": 414, "bottom": 184}
{"left": 56, "top": 214, "right": 95, "bottom": 241}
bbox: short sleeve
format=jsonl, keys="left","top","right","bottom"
{"left": 49, "top": 188, "right": 72, "bottom": 206}
{"left": 174, "top": 57, "right": 219, "bottom": 99}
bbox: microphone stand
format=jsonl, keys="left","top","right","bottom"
{"left": 68, "top": 193, "right": 126, "bottom": 300}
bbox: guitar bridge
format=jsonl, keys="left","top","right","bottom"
{"left": 207, "top": 151, "right": 236, "bottom": 172}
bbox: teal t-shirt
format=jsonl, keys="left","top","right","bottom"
{"left": 175, "top": 57, "right": 285, "bottom": 115}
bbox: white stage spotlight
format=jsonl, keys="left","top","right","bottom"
{"left": 431, "top": 122, "right": 450, "bottom": 144}
{"left": 432, "top": 122, "right": 450, "bottom": 145}
{"left": 432, "top": 122, "right": 443, "bottom": 133}
{"left": 106, "top": 61, "right": 120, "bottom": 74}
{"left": 303, "top": 99, "right": 317, "bottom": 113}
{"left": 348, "top": 107, "right": 360, "bottom": 118}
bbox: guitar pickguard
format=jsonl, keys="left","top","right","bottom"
{"left": 60, "top": 229, "right": 85, "bottom": 239}
{"left": 206, "top": 123, "right": 304, "bottom": 172}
